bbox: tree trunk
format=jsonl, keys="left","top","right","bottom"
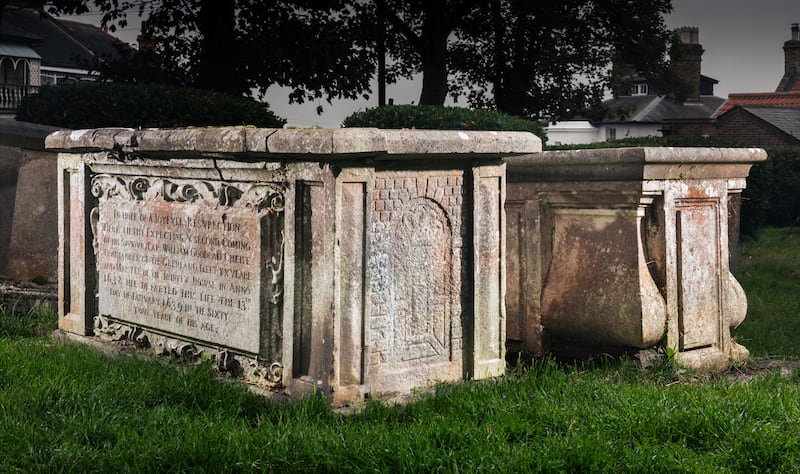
{"left": 377, "top": 0, "right": 387, "bottom": 106}
{"left": 195, "top": 0, "right": 245, "bottom": 94}
{"left": 418, "top": 39, "right": 449, "bottom": 105}
{"left": 495, "top": 0, "right": 530, "bottom": 117}
{"left": 491, "top": 0, "right": 506, "bottom": 111}
{"left": 417, "top": 1, "right": 449, "bottom": 105}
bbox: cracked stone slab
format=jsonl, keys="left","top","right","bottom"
{"left": 46, "top": 127, "right": 541, "bottom": 157}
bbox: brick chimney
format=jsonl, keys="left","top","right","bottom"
{"left": 671, "top": 27, "right": 704, "bottom": 102}
{"left": 777, "top": 23, "right": 800, "bottom": 92}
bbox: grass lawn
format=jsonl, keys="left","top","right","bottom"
{"left": 0, "top": 227, "right": 798, "bottom": 472}
{"left": 733, "top": 227, "right": 800, "bottom": 358}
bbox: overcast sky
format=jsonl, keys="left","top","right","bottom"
{"left": 667, "top": 0, "right": 800, "bottom": 96}
{"left": 64, "top": 0, "right": 800, "bottom": 127}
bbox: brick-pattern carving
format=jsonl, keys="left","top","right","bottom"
{"left": 369, "top": 173, "right": 463, "bottom": 371}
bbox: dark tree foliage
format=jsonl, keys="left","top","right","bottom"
{"left": 358, "top": 0, "right": 481, "bottom": 106}
{"left": 342, "top": 104, "right": 546, "bottom": 139}
{"left": 35, "top": 0, "right": 680, "bottom": 121}
{"left": 15, "top": 82, "right": 286, "bottom": 128}
{"left": 450, "top": 0, "right": 679, "bottom": 120}
{"left": 356, "top": 0, "right": 678, "bottom": 120}
{"left": 41, "top": 0, "right": 375, "bottom": 109}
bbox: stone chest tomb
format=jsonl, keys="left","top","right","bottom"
{"left": 504, "top": 147, "right": 767, "bottom": 369}
{"left": 48, "top": 127, "right": 541, "bottom": 405}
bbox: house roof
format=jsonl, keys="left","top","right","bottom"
{"left": 55, "top": 19, "right": 124, "bottom": 62}
{"left": 597, "top": 94, "right": 725, "bottom": 125}
{"left": 701, "top": 74, "right": 719, "bottom": 85}
{"left": 740, "top": 106, "right": 800, "bottom": 138}
{"left": 0, "top": 43, "right": 40, "bottom": 59}
{"left": 1, "top": 5, "right": 125, "bottom": 71}
{"left": 714, "top": 92, "right": 800, "bottom": 117}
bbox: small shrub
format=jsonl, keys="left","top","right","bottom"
{"left": 342, "top": 104, "right": 547, "bottom": 140}
{"left": 16, "top": 82, "right": 286, "bottom": 129}
{"left": 545, "top": 135, "right": 746, "bottom": 150}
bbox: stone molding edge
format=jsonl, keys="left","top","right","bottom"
{"left": 506, "top": 147, "right": 768, "bottom": 181}
{"left": 508, "top": 147, "right": 767, "bottom": 167}
{"left": 45, "top": 127, "right": 542, "bottom": 156}
{"left": 93, "top": 315, "right": 284, "bottom": 387}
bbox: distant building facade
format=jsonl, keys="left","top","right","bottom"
{"left": 665, "top": 24, "right": 800, "bottom": 147}
{"left": 547, "top": 27, "right": 725, "bottom": 146}
{"left": 1, "top": 2, "right": 125, "bottom": 113}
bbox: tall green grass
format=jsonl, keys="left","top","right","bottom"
{"left": 0, "top": 301, "right": 57, "bottom": 339}
{"left": 0, "top": 227, "right": 798, "bottom": 471}
{"left": 733, "top": 227, "right": 800, "bottom": 358}
{"left": 2, "top": 338, "right": 800, "bottom": 472}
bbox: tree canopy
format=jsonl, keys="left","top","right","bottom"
{"left": 41, "top": 0, "right": 375, "bottom": 110}
{"left": 455, "top": 0, "right": 678, "bottom": 119}
{"left": 373, "top": 0, "right": 679, "bottom": 119}
{"left": 37, "top": 0, "right": 680, "bottom": 121}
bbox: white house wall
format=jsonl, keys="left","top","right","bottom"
{"left": 546, "top": 121, "right": 664, "bottom": 146}
{"left": 601, "top": 124, "right": 663, "bottom": 140}
{"left": 545, "top": 121, "right": 604, "bottom": 145}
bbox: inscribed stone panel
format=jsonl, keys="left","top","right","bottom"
{"left": 91, "top": 175, "right": 284, "bottom": 355}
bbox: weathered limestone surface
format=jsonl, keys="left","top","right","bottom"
{"left": 1, "top": 120, "right": 62, "bottom": 281}
{"left": 0, "top": 144, "right": 21, "bottom": 276}
{"left": 49, "top": 127, "right": 540, "bottom": 405}
{"left": 0, "top": 276, "right": 56, "bottom": 315}
{"left": 506, "top": 147, "right": 766, "bottom": 369}
{"left": 5, "top": 149, "right": 58, "bottom": 281}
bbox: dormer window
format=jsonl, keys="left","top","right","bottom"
{"left": 630, "top": 83, "right": 649, "bottom": 96}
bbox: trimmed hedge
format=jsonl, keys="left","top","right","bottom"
{"left": 550, "top": 136, "right": 800, "bottom": 238}
{"left": 544, "top": 135, "right": 747, "bottom": 150}
{"left": 342, "top": 105, "right": 547, "bottom": 140}
{"left": 741, "top": 147, "right": 800, "bottom": 234}
{"left": 15, "top": 82, "right": 285, "bottom": 129}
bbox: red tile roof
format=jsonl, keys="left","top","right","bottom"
{"left": 714, "top": 92, "right": 800, "bottom": 117}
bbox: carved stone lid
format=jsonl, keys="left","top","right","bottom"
{"left": 45, "top": 127, "right": 541, "bottom": 159}
{"left": 506, "top": 147, "right": 767, "bottom": 181}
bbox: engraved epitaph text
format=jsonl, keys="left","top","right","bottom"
{"left": 91, "top": 176, "right": 284, "bottom": 355}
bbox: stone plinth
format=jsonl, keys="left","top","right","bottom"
{"left": 506, "top": 147, "right": 767, "bottom": 370}
{"left": 48, "top": 127, "right": 541, "bottom": 405}
{"left": 5, "top": 149, "right": 59, "bottom": 281}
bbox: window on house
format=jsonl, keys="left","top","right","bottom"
{"left": 41, "top": 72, "right": 65, "bottom": 85}
{"left": 606, "top": 128, "right": 617, "bottom": 141}
{"left": 630, "top": 83, "right": 649, "bottom": 96}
